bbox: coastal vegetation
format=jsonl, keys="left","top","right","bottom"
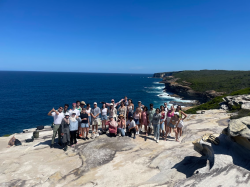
{"left": 185, "top": 87, "right": 250, "bottom": 118}
{"left": 170, "top": 70, "right": 250, "bottom": 93}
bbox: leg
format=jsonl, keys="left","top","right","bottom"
{"left": 145, "top": 125, "right": 148, "bottom": 136}
{"left": 58, "top": 125, "right": 62, "bottom": 144}
{"left": 156, "top": 124, "right": 160, "bottom": 140}
{"left": 174, "top": 128, "right": 179, "bottom": 141}
{"left": 86, "top": 127, "right": 89, "bottom": 138}
{"left": 73, "top": 130, "right": 77, "bottom": 144}
{"left": 153, "top": 124, "right": 157, "bottom": 139}
{"left": 120, "top": 128, "right": 125, "bottom": 137}
{"left": 70, "top": 131, "right": 74, "bottom": 145}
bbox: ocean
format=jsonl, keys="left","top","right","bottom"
{"left": 0, "top": 71, "right": 191, "bottom": 136}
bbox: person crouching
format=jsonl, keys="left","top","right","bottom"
{"left": 126, "top": 116, "right": 137, "bottom": 139}
{"left": 108, "top": 116, "right": 118, "bottom": 137}
{"left": 69, "top": 112, "right": 81, "bottom": 146}
{"left": 60, "top": 112, "right": 70, "bottom": 151}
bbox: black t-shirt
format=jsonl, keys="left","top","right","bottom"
{"left": 80, "top": 113, "right": 88, "bottom": 123}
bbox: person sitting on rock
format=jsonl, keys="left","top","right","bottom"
{"left": 166, "top": 112, "right": 180, "bottom": 142}
{"left": 117, "top": 114, "right": 126, "bottom": 137}
{"left": 108, "top": 116, "right": 118, "bottom": 137}
{"left": 60, "top": 112, "right": 70, "bottom": 151}
{"left": 126, "top": 116, "right": 137, "bottom": 139}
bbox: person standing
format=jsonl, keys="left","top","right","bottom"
{"left": 152, "top": 108, "right": 161, "bottom": 143}
{"left": 80, "top": 108, "right": 89, "bottom": 140}
{"left": 80, "top": 101, "right": 86, "bottom": 109}
{"left": 105, "top": 99, "right": 123, "bottom": 108}
{"left": 117, "top": 114, "right": 126, "bottom": 137}
{"left": 48, "top": 107, "right": 64, "bottom": 148}
{"left": 108, "top": 103, "right": 118, "bottom": 121}
{"left": 141, "top": 106, "right": 148, "bottom": 136}
{"left": 123, "top": 96, "right": 129, "bottom": 106}
{"left": 133, "top": 107, "right": 141, "bottom": 134}
{"left": 175, "top": 105, "right": 187, "bottom": 138}
{"left": 137, "top": 101, "right": 144, "bottom": 111}
{"left": 101, "top": 103, "right": 108, "bottom": 132}
{"left": 160, "top": 105, "right": 167, "bottom": 139}
{"left": 69, "top": 103, "right": 80, "bottom": 116}
{"left": 164, "top": 103, "right": 168, "bottom": 112}
{"left": 127, "top": 99, "right": 134, "bottom": 119}
{"left": 166, "top": 112, "right": 180, "bottom": 142}
{"left": 86, "top": 103, "right": 92, "bottom": 127}
{"left": 76, "top": 100, "right": 82, "bottom": 112}
{"left": 63, "top": 104, "right": 69, "bottom": 115}
{"left": 147, "top": 104, "right": 155, "bottom": 136}
{"left": 108, "top": 116, "right": 118, "bottom": 137}
{"left": 118, "top": 102, "right": 127, "bottom": 123}
{"left": 126, "top": 116, "right": 137, "bottom": 139}
{"left": 69, "top": 112, "right": 81, "bottom": 146}
{"left": 165, "top": 105, "right": 175, "bottom": 139}
{"left": 91, "top": 102, "right": 101, "bottom": 138}
{"left": 60, "top": 112, "right": 70, "bottom": 151}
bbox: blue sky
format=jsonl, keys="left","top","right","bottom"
{"left": 0, "top": 0, "right": 249, "bottom": 73}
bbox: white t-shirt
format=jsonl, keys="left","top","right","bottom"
{"left": 101, "top": 108, "right": 108, "bottom": 115}
{"left": 69, "top": 109, "right": 80, "bottom": 116}
{"left": 126, "top": 120, "right": 136, "bottom": 129}
{"left": 164, "top": 107, "right": 168, "bottom": 112}
{"left": 52, "top": 112, "right": 65, "bottom": 124}
{"left": 86, "top": 108, "right": 91, "bottom": 115}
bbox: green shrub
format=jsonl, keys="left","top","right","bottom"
{"left": 230, "top": 109, "right": 250, "bottom": 119}
{"left": 2, "top": 134, "right": 11, "bottom": 137}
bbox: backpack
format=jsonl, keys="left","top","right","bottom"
{"left": 36, "top": 125, "right": 44, "bottom": 130}
{"left": 14, "top": 139, "right": 22, "bottom": 146}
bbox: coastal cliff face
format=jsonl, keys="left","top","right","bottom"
{"left": 153, "top": 71, "right": 182, "bottom": 78}
{"left": 160, "top": 76, "right": 225, "bottom": 103}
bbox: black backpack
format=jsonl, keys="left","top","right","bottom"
{"left": 14, "top": 139, "right": 22, "bottom": 146}
{"left": 36, "top": 125, "right": 44, "bottom": 130}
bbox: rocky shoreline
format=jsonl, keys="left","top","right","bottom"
{"left": 1, "top": 109, "right": 250, "bottom": 186}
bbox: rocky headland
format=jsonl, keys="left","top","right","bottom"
{"left": 1, "top": 109, "right": 250, "bottom": 187}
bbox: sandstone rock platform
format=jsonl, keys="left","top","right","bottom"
{"left": 1, "top": 110, "right": 250, "bottom": 187}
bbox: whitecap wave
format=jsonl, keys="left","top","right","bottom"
{"left": 144, "top": 86, "right": 165, "bottom": 90}
{"left": 153, "top": 82, "right": 164, "bottom": 84}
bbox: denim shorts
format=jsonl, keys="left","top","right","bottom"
{"left": 169, "top": 123, "right": 176, "bottom": 129}
{"left": 81, "top": 123, "right": 89, "bottom": 128}
{"left": 101, "top": 115, "right": 107, "bottom": 120}
{"left": 160, "top": 120, "right": 165, "bottom": 130}
{"left": 134, "top": 119, "right": 139, "bottom": 125}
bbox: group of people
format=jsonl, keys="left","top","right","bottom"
{"left": 48, "top": 96, "right": 187, "bottom": 151}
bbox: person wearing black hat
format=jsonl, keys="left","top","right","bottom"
{"left": 126, "top": 116, "right": 136, "bottom": 139}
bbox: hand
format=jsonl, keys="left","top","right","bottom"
{"left": 52, "top": 108, "right": 55, "bottom": 112}
{"left": 61, "top": 133, "right": 64, "bottom": 136}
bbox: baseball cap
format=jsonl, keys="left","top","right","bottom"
{"left": 94, "top": 102, "right": 97, "bottom": 105}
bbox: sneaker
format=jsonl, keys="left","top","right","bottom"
{"left": 91, "top": 133, "right": 95, "bottom": 139}
{"left": 154, "top": 137, "right": 156, "bottom": 140}
{"left": 96, "top": 133, "right": 99, "bottom": 137}
{"left": 50, "top": 144, "right": 54, "bottom": 148}
{"left": 133, "top": 136, "right": 136, "bottom": 139}
{"left": 63, "top": 146, "right": 68, "bottom": 151}
{"left": 86, "top": 137, "right": 89, "bottom": 140}
{"left": 83, "top": 138, "right": 86, "bottom": 140}
{"left": 156, "top": 139, "right": 159, "bottom": 143}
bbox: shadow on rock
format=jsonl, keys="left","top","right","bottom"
{"left": 171, "top": 156, "right": 208, "bottom": 178}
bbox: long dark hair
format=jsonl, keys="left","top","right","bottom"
{"left": 176, "top": 105, "right": 182, "bottom": 111}
{"left": 160, "top": 105, "right": 164, "bottom": 111}
{"left": 102, "top": 103, "right": 106, "bottom": 109}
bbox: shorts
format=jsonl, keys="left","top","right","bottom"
{"left": 92, "top": 119, "right": 99, "bottom": 126}
{"left": 134, "top": 119, "right": 139, "bottom": 125}
{"left": 81, "top": 123, "right": 89, "bottom": 128}
{"left": 160, "top": 120, "right": 165, "bottom": 130}
{"left": 169, "top": 123, "right": 176, "bottom": 129}
{"left": 101, "top": 115, "right": 107, "bottom": 120}
{"left": 166, "top": 117, "right": 171, "bottom": 127}
{"left": 177, "top": 120, "right": 184, "bottom": 128}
